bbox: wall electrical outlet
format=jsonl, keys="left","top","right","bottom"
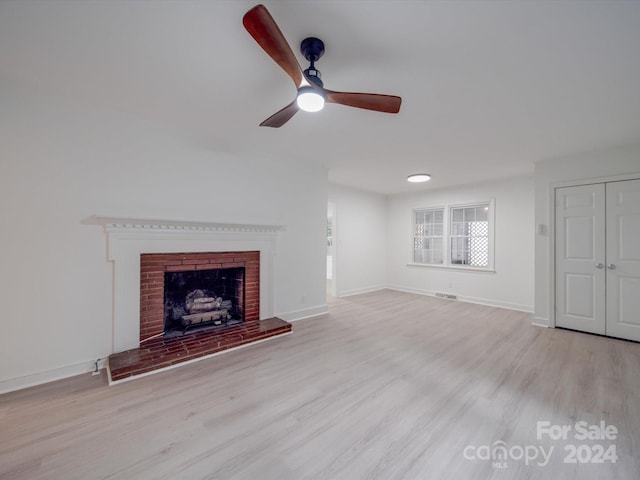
{"left": 92, "top": 358, "right": 107, "bottom": 375}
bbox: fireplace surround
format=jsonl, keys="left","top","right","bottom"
{"left": 92, "top": 216, "right": 284, "bottom": 353}
{"left": 140, "top": 250, "right": 259, "bottom": 340}
{"left": 91, "top": 216, "right": 292, "bottom": 383}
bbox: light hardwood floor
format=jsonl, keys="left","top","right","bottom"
{"left": 1, "top": 290, "right": 639, "bottom": 479}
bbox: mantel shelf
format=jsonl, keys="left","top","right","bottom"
{"left": 85, "top": 215, "right": 286, "bottom": 234}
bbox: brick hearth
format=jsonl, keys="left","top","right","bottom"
{"left": 107, "top": 317, "right": 291, "bottom": 383}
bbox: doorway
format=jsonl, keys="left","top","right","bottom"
{"left": 555, "top": 178, "right": 640, "bottom": 341}
{"left": 327, "top": 202, "right": 337, "bottom": 298}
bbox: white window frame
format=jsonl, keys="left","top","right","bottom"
{"left": 410, "top": 199, "right": 495, "bottom": 271}
{"left": 412, "top": 207, "right": 445, "bottom": 265}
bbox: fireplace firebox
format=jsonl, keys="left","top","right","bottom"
{"left": 163, "top": 267, "right": 245, "bottom": 336}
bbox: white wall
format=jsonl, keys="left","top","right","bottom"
{"left": 0, "top": 84, "right": 328, "bottom": 392}
{"left": 534, "top": 143, "right": 640, "bottom": 326}
{"left": 328, "top": 184, "right": 387, "bottom": 296}
{"left": 387, "top": 175, "right": 535, "bottom": 312}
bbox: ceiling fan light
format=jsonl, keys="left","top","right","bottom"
{"left": 407, "top": 174, "right": 431, "bottom": 183}
{"left": 297, "top": 87, "right": 325, "bottom": 112}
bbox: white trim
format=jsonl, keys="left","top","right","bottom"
{"left": 406, "top": 263, "right": 496, "bottom": 274}
{"left": 338, "top": 285, "right": 387, "bottom": 297}
{"left": 548, "top": 172, "right": 640, "bottom": 191}
{"left": 411, "top": 205, "right": 445, "bottom": 265}
{"left": 88, "top": 215, "right": 284, "bottom": 353}
{"left": 388, "top": 285, "right": 438, "bottom": 297}
{"left": 0, "top": 360, "right": 100, "bottom": 395}
{"left": 327, "top": 202, "right": 337, "bottom": 297}
{"left": 387, "top": 285, "right": 533, "bottom": 313}
{"left": 85, "top": 215, "right": 285, "bottom": 234}
{"left": 107, "top": 331, "right": 292, "bottom": 386}
{"left": 276, "top": 304, "right": 329, "bottom": 322}
{"left": 455, "top": 294, "right": 532, "bottom": 313}
{"left": 532, "top": 317, "right": 550, "bottom": 327}
{"left": 547, "top": 181, "right": 557, "bottom": 327}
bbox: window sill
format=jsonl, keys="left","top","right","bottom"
{"left": 406, "top": 262, "right": 496, "bottom": 274}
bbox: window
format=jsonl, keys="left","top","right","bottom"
{"left": 450, "top": 205, "right": 489, "bottom": 267}
{"left": 413, "top": 208, "right": 444, "bottom": 264}
{"left": 412, "top": 201, "right": 493, "bottom": 270}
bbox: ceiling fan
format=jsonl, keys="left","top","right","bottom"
{"left": 242, "top": 4, "right": 402, "bottom": 128}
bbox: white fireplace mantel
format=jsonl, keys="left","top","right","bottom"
{"left": 88, "top": 215, "right": 286, "bottom": 234}
{"left": 89, "top": 216, "right": 285, "bottom": 353}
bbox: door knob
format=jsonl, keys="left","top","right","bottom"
{"left": 607, "top": 264, "right": 616, "bottom": 270}
{"left": 596, "top": 263, "right": 604, "bottom": 269}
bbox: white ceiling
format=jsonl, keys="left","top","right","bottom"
{"left": 2, "top": 0, "right": 640, "bottom": 195}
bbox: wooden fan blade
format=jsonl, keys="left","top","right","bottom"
{"left": 324, "top": 90, "right": 402, "bottom": 113}
{"left": 260, "top": 100, "right": 299, "bottom": 128}
{"left": 243, "top": 5, "right": 304, "bottom": 87}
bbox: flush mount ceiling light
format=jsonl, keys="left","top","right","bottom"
{"left": 407, "top": 174, "right": 432, "bottom": 183}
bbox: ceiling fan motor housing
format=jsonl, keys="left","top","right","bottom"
{"left": 300, "top": 37, "right": 325, "bottom": 62}
{"left": 304, "top": 67, "right": 323, "bottom": 87}
{"left": 301, "top": 37, "right": 325, "bottom": 87}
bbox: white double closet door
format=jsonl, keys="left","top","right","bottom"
{"left": 555, "top": 178, "right": 640, "bottom": 341}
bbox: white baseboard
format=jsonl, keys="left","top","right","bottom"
{"left": 532, "top": 316, "right": 551, "bottom": 327}
{"left": 386, "top": 285, "right": 534, "bottom": 313}
{"left": 337, "top": 285, "right": 387, "bottom": 298}
{"left": 386, "top": 285, "right": 437, "bottom": 298}
{"left": 0, "top": 358, "right": 105, "bottom": 395}
{"left": 275, "top": 304, "right": 328, "bottom": 322}
{"left": 455, "top": 294, "right": 533, "bottom": 313}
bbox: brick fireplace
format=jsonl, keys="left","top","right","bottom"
{"left": 91, "top": 216, "right": 291, "bottom": 384}
{"left": 140, "top": 251, "right": 260, "bottom": 341}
